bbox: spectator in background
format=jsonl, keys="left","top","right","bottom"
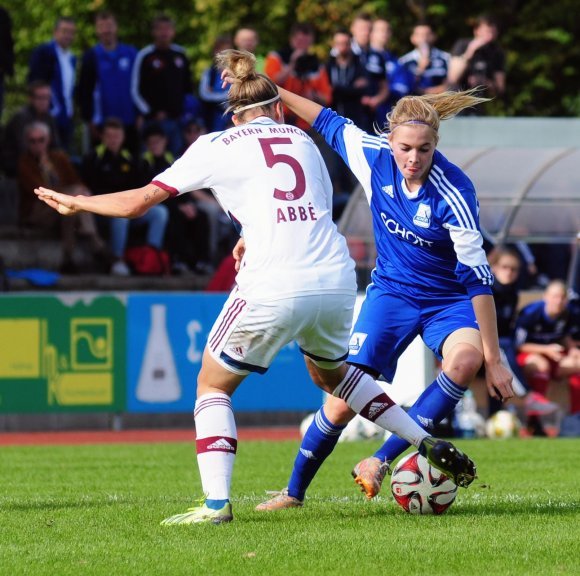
{"left": 82, "top": 118, "right": 168, "bottom": 276}
{"left": 132, "top": 14, "right": 193, "bottom": 155}
{"left": 17, "top": 121, "right": 106, "bottom": 272}
{"left": 516, "top": 280, "right": 580, "bottom": 426}
{"left": 77, "top": 11, "right": 138, "bottom": 155}
{"left": 325, "top": 28, "right": 367, "bottom": 214}
{"left": 326, "top": 29, "right": 368, "bottom": 125}
{"left": 369, "top": 17, "right": 407, "bottom": 121}
{"left": 398, "top": 22, "right": 450, "bottom": 96}
{"left": 28, "top": 17, "right": 77, "bottom": 151}
{"left": 447, "top": 14, "right": 506, "bottom": 112}
{"left": 2, "top": 81, "right": 60, "bottom": 177}
{"left": 488, "top": 247, "right": 559, "bottom": 433}
{"left": 141, "top": 123, "right": 211, "bottom": 274}
{"left": 233, "top": 26, "right": 263, "bottom": 72}
{"left": 0, "top": 6, "right": 14, "bottom": 122}
{"left": 265, "top": 22, "right": 332, "bottom": 132}
{"left": 348, "top": 12, "right": 388, "bottom": 131}
{"left": 199, "top": 35, "right": 233, "bottom": 132}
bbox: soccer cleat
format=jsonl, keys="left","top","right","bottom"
{"left": 255, "top": 488, "right": 304, "bottom": 511}
{"left": 351, "top": 457, "right": 392, "bottom": 499}
{"left": 160, "top": 501, "right": 233, "bottom": 525}
{"left": 418, "top": 436, "right": 477, "bottom": 488}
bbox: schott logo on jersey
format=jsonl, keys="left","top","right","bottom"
{"left": 413, "top": 203, "right": 431, "bottom": 228}
{"left": 380, "top": 213, "right": 433, "bottom": 247}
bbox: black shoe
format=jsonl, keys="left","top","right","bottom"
{"left": 419, "top": 437, "right": 477, "bottom": 488}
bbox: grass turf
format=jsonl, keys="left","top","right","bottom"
{"left": 1, "top": 437, "right": 579, "bottom": 575}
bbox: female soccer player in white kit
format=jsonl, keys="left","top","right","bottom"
{"left": 35, "top": 50, "right": 476, "bottom": 525}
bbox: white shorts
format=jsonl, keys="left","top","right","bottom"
{"left": 207, "top": 288, "right": 355, "bottom": 375}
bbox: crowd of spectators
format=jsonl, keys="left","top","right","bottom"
{"left": 0, "top": 7, "right": 577, "bottom": 427}
{"left": 0, "top": 7, "right": 568, "bottom": 289}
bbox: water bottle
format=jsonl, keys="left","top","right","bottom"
{"left": 454, "top": 390, "right": 477, "bottom": 439}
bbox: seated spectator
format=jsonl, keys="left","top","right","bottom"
{"left": 488, "top": 247, "right": 559, "bottom": 434}
{"left": 398, "top": 22, "right": 450, "bottom": 96}
{"left": 199, "top": 35, "right": 233, "bottom": 132}
{"left": 82, "top": 118, "right": 168, "bottom": 276}
{"left": 17, "top": 121, "right": 107, "bottom": 272}
{"left": 141, "top": 123, "right": 210, "bottom": 274}
{"left": 447, "top": 14, "right": 505, "bottom": 109}
{"left": 178, "top": 119, "right": 236, "bottom": 269}
{"left": 2, "top": 81, "right": 60, "bottom": 177}
{"left": 516, "top": 279, "right": 580, "bottom": 426}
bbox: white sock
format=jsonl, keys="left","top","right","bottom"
{"left": 333, "top": 365, "right": 429, "bottom": 447}
{"left": 194, "top": 393, "right": 237, "bottom": 501}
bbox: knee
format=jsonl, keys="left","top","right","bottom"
{"left": 443, "top": 348, "right": 483, "bottom": 385}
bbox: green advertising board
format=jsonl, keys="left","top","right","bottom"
{"left": 0, "top": 295, "right": 126, "bottom": 413}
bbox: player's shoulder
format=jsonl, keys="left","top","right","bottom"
{"left": 430, "top": 150, "right": 475, "bottom": 193}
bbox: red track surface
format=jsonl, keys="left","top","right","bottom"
{"left": 0, "top": 427, "right": 301, "bottom": 446}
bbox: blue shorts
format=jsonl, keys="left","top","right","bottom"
{"left": 347, "top": 279, "right": 478, "bottom": 381}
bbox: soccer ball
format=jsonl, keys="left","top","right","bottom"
{"left": 339, "top": 415, "right": 383, "bottom": 443}
{"left": 485, "top": 410, "right": 521, "bottom": 439}
{"left": 390, "top": 451, "right": 458, "bottom": 515}
{"left": 299, "top": 412, "right": 315, "bottom": 438}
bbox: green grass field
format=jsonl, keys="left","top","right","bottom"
{"left": 2, "top": 437, "right": 579, "bottom": 576}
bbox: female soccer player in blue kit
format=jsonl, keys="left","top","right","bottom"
{"left": 256, "top": 84, "right": 515, "bottom": 510}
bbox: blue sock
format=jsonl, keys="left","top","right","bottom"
{"left": 205, "top": 499, "right": 229, "bottom": 509}
{"left": 287, "top": 407, "right": 346, "bottom": 501}
{"left": 373, "top": 372, "right": 466, "bottom": 462}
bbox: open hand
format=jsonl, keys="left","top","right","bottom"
{"left": 34, "top": 186, "right": 78, "bottom": 216}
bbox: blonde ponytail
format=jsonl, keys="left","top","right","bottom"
{"left": 385, "top": 88, "right": 490, "bottom": 134}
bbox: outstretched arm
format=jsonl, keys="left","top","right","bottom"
{"left": 34, "top": 182, "right": 171, "bottom": 219}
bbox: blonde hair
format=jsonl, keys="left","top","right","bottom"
{"left": 383, "top": 88, "right": 490, "bottom": 137}
{"left": 215, "top": 49, "right": 279, "bottom": 119}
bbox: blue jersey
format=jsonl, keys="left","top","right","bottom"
{"left": 79, "top": 43, "right": 137, "bottom": 126}
{"left": 515, "top": 300, "right": 573, "bottom": 347}
{"left": 313, "top": 108, "right": 492, "bottom": 299}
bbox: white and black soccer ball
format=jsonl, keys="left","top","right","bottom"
{"left": 390, "top": 451, "right": 458, "bottom": 515}
{"left": 486, "top": 410, "right": 520, "bottom": 439}
{"left": 338, "top": 415, "right": 384, "bottom": 442}
{"left": 299, "top": 412, "right": 316, "bottom": 438}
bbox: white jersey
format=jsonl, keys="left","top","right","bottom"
{"left": 153, "top": 116, "right": 356, "bottom": 300}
